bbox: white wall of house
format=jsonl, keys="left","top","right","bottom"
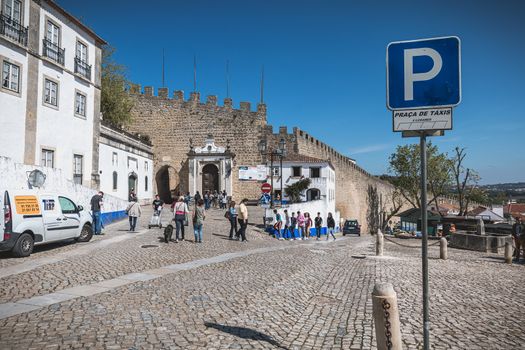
{"left": 34, "top": 2, "right": 96, "bottom": 186}
{"left": 99, "top": 143, "right": 153, "bottom": 203}
{"left": 270, "top": 161, "right": 336, "bottom": 205}
{"left": 0, "top": 156, "right": 126, "bottom": 214}
{"left": 0, "top": 0, "right": 31, "bottom": 163}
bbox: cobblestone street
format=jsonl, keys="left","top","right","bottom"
{"left": 0, "top": 206, "right": 523, "bottom": 349}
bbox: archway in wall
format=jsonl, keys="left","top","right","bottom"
{"left": 128, "top": 172, "right": 138, "bottom": 199}
{"left": 306, "top": 188, "right": 321, "bottom": 201}
{"left": 202, "top": 164, "right": 219, "bottom": 193}
{"left": 156, "top": 166, "right": 177, "bottom": 204}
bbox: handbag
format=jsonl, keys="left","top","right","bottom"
{"left": 224, "top": 210, "right": 230, "bottom": 219}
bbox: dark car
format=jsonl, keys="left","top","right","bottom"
{"left": 342, "top": 220, "right": 361, "bottom": 236}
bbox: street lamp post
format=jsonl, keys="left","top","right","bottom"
{"left": 258, "top": 138, "right": 287, "bottom": 208}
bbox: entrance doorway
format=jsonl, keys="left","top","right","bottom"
{"left": 202, "top": 164, "right": 219, "bottom": 193}
{"left": 128, "top": 173, "right": 138, "bottom": 199}
{"left": 306, "top": 188, "right": 320, "bottom": 201}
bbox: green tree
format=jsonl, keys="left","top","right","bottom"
{"left": 388, "top": 143, "right": 453, "bottom": 210}
{"left": 284, "top": 178, "right": 311, "bottom": 203}
{"left": 101, "top": 45, "right": 134, "bottom": 127}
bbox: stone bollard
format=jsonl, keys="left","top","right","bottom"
{"left": 477, "top": 218, "right": 485, "bottom": 235}
{"left": 505, "top": 242, "right": 513, "bottom": 264}
{"left": 372, "top": 283, "right": 402, "bottom": 350}
{"left": 376, "top": 231, "right": 384, "bottom": 256}
{"left": 440, "top": 237, "right": 448, "bottom": 260}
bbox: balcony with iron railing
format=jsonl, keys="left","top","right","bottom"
{"left": 74, "top": 56, "right": 91, "bottom": 80}
{"left": 42, "top": 38, "right": 65, "bottom": 66}
{"left": 0, "top": 13, "right": 28, "bottom": 47}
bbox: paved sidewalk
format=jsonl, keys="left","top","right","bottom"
{"left": 0, "top": 206, "right": 523, "bottom": 349}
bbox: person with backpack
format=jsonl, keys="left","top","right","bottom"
{"left": 193, "top": 199, "right": 205, "bottom": 243}
{"left": 126, "top": 198, "right": 142, "bottom": 232}
{"left": 326, "top": 212, "right": 336, "bottom": 241}
{"left": 228, "top": 200, "right": 238, "bottom": 239}
{"left": 273, "top": 209, "right": 283, "bottom": 240}
{"left": 314, "top": 212, "right": 323, "bottom": 240}
{"left": 173, "top": 196, "right": 189, "bottom": 242}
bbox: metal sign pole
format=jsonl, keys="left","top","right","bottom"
{"left": 270, "top": 153, "right": 274, "bottom": 208}
{"left": 420, "top": 133, "right": 429, "bottom": 350}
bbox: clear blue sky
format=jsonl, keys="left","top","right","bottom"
{"left": 58, "top": 0, "right": 525, "bottom": 184}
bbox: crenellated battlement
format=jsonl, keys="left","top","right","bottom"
{"left": 128, "top": 84, "right": 266, "bottom": 118}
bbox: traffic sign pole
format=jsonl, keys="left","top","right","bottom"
{"left": 420, "top": 133, "right": 430, "bottom": 350}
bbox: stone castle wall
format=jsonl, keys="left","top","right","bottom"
{"left": 127, "top": 86, "right": 397, "bottom": 231}
{"left": 126, "top": 87, "right": 267, "bottom": 202}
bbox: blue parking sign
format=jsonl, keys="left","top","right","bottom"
{"left": 387, "top": 36, "right": 461, "bottom": 110}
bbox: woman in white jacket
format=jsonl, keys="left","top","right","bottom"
{"left": 126, "top": 199, "right": 142, "bottom": 232}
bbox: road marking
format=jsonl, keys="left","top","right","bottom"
{"left": 0, "top": 237, "right": 349, "bottom": 320}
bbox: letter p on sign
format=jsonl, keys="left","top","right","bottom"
{"left": 404, "top": 48, "right": 442, "bottom": 101}
{"left": 387, "top": 36, "right": 461, "bottom": 110}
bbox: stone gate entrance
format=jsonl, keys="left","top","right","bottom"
{"left": 188, "top": 135, "right": 234, "bottom": 196}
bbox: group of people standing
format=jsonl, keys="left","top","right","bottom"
{"left": 272, "top": 209, "right": 336, "bottom": 241}
{"left": 193, "top": 190, "right": 228, "bottom": 210}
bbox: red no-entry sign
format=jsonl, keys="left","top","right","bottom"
{"left": 261, "top": 183, "right": 272, "bottom": 193}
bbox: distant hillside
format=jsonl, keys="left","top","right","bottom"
{"left": 480, "top": 182, "right": 525, "bottom": 204}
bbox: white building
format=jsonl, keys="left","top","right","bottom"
{"left": 98, "top": 124, "right": 154, "bottom": 203}
{"left": 270, "top": 154, "right": 336, "bottom": 206}
{"left": 264, "top": 154, "right": 339, "bottom": 233}
{"left": 0, "top": 0, "right": 105, "bottom": 188}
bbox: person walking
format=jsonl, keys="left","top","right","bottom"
{"left": 204, "top": 191, "right": 210, "bottom": 210}
{"left": 193, "top": 199, "right": 205, "bottom": 243}
{"left": 290, "top": 212, "right": 297, "bottom": 240}
{"left": 90, "top": 191, "right": 104, "bottom": 235}
{"left": 326, "top": 212, "right": 336, "bottom": 241}
{"left": 126, "top": 198, "right": 142, "bottom": 232}
{"left": 314, "top": 212, "right": 323, "bottom": 240}
{"left": 283, "top": 209, "right": 291, "bottom": 240}
{"left": 194, "top": 191, "right": 202, "bottom": 204}
{"left": 237, "top": 198, "right": 249, "bottom": 242}
{"left": 221, "top": 192, "right": 228, "bottom": 209}
{"left": 305, "top": 212, "right": 313, "bottom": 240}
{"left": 173, "top": 196, "right": 189, "bottom": 242}
{"left": 273, "top": 209, "right": 283, "bottom": 240}
{"left": 297, "top": 211, "right": 306, "bottom": 240}
{"left": 228, "top": 200, "right": 238, "bottom": 239}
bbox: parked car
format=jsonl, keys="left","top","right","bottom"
{"left": 0, "top": 189, "right": 93, "bottom": 257}
{"left": 342, "top": 219, "right": 361, "bottom": 236}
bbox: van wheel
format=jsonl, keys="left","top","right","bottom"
{"left": 76, "top": 224, "right": 93, "bottom": 242}
{"left": 13, "top": 233, "right": 34, "bottom": 257}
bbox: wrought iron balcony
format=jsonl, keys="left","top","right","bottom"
{"left": 0, "top": 13, "right": 28, "bottom": 47}
{"left": 74, "top": 56, "right": 91, "bottom": 80}
{"left": 42, "top": 38, "right": 65, "bottom": 65}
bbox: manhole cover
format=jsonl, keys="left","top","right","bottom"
{"left": 141, "top": 245, "right": 158, "bottom": 248}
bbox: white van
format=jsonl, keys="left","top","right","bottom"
{"left": 0, "top": 189, "right": 93, "bottom": 257}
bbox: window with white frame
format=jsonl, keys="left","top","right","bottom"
{"left": 310, "top": 167, "right": 321, "bottom": 178}
{"left": 112, "top": 152, "right": 118, "bottom": 166}
{"left": 75, "top": 91, "right": 86, "bottom": 117}
{"left": 145, "top": 176, "right": 148, "bottom": 191}
{"left": 271, "top": 166, "right": 280, "bottom": 177}
{"left": 2, "top": 61, "right": 20, "bottom": 92}
{"left": 73, "top": 154, "right": 83, "bottom": 185}
{"left": 44, "top": 78, "right": 58, "bottom": 106}
{"left": 3, "top": 0, "right": 22, "bottom": 23}
{"left": 46, "top": 20, "right": 60, "bottom": 45}
{"left": 144, "top": 161, "right": 148, "bottom": 172}
{"left": 292, "top": 166, "right": 302, "bottom": 177}
{"left": 76, "top": 41, "right": 87, "bottom": 63}
{"left": 41, "top": 149, "right": 54, "bottom": 168}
